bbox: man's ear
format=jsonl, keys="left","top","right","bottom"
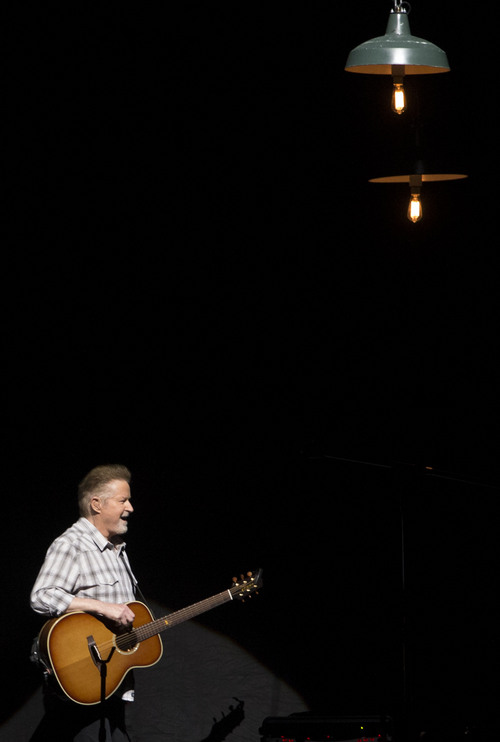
{"left": 90, "top": 496, "right": 103, "bottom": 515}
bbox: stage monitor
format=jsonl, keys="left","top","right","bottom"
{"left": 259, "top": 714, "right": 393, "bottom": 742}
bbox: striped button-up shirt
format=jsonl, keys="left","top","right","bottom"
{"left": 30, "top": 517, "right": 138, "bottom": 617}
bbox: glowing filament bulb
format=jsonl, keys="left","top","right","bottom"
{"left": 391, "top": 78, "right": 406, "bottom": 115}
{"left": 408, "top": 192, "right": 422, "bottom": 223}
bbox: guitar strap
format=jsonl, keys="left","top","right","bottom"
{"left": 119, "top": 549, "right": 156, "bottom": 617}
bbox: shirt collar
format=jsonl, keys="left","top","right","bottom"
{"left": 78, "top": 517, "right": 127, "bottom": 554}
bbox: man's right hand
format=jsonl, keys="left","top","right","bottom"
{"left": 98, "top": 602, "right": 136, "bottom": 628}
{"left": 66, "top": 597, "right": 136, "bottom": 628}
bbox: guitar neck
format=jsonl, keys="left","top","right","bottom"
{"left": 134, "top": 589, "right": 233, "bottom": 643}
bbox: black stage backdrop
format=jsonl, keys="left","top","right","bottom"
{"left": 3, "top": 2, "right": 499, "bottom": 740}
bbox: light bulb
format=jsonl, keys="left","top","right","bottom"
{"left": 407, "top": 193, "right": 422, "bottom": 223}
{"left": 391, "top": 78, "right": 406, "bottom": 115}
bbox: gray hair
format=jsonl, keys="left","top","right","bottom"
{"left": 77, "top": 464, "right": 131, "bottom": 516}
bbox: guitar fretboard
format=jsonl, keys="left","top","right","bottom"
{"left": 123, "top": 589, "right": 233, "bottom": 646}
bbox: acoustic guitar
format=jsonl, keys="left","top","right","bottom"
{"left": 36, "top": 569, "right": 262, "bottom": 705}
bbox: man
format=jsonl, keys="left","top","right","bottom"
{"left": 30, "top": 464, "right": 139, "bottom": 741}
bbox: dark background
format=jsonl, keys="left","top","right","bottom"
{"left": 3, "top": 2, "right": 499, "bottom": 740}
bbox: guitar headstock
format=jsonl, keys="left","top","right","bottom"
{"left": 230, "top": 569, "right": 263, "bottom": 601}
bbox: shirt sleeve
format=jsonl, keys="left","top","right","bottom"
{"left": 30, "top": 536, "right": 81, "bottom": 617}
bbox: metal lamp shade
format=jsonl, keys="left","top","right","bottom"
{"left": 345, "top": 9, "right": 450, "bottom": 75}
{"left": 369, "top": 173, "right": 467, "bottom": 183}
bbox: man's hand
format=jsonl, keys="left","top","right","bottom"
{"left": 98, "top": 602, "right": 136, "bottom": 627}
{"left": 66, "top": 597, "right": 136, "bottom": 628}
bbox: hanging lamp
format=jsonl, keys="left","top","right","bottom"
{"left": 369, "top": 171, "right": 468, "bottom": 223}
{"left": 345, "top": 2, "right": 450, "bottom": 114}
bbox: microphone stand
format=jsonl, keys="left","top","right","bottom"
{"left": 87, "top": 635, "right": 115, "bottom": 742}
{"left": 320, "top": 454, "right": 412, "bottom": 742}
{"left": 318, "top": 452, "right": 497, "bottom": 742}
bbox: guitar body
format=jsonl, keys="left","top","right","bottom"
{"left": 38, "top": 601, "right": 163, "bottom": 705}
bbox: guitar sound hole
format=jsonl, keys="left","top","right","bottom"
{"left": 115, "top": 630, "right": 138, "bottom": 653}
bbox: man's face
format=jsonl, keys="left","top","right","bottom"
{"left": 92, "top": 479, "right": 134, "bottom": 540}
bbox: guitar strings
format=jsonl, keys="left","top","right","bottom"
{"left": 96, "top": 589, "right": 237, "bottom": 654}
{"left": 94, "top": 580, "right": 256, "bottom": 654}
